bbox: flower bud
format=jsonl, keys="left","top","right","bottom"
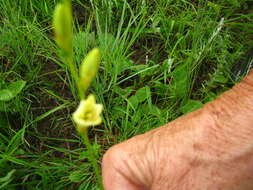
{"left": 80, "top": 48, "right": 101, "bottom": 91}
{"left": 53, "top": 0, "right": 73, "bottom": 54}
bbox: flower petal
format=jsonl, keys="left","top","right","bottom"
{"left": 72, "top": 94, "right": 103, "bottom": 131}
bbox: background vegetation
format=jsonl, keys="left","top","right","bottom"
{"left": 0, "top": 0, "right": 252, "bottom": 189}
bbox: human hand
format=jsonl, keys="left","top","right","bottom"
{"left": 102, "top": 71, "right": 253, "bottom": 190}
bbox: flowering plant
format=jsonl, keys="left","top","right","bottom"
{"left": 53, "top": 0, "right": 103, "bottom": 188}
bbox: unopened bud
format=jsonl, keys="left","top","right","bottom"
{"left": 80, "top": 48, "right": 101, "bottom": 91}
{"left": 53, "top": 0, "right": 73, "bottom": 54}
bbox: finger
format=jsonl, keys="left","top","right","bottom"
{"left": 102, "top": 146, "right": 146, "bottom": 190}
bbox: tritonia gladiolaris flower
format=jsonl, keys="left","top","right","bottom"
{"left": 73, "top": 94, "right": 103, "bottom": 133}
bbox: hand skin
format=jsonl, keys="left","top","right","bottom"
{"left": 102, "top": 70, "right": 253, "bottom": 190}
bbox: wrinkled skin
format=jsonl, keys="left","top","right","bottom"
{"left": 102, "top": 70, "right": 253, "bottom": 190}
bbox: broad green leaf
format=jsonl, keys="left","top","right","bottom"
{"left": 135, "top": 86, "right": 151, "bottom": 103}
{"left": 128, "top": 95, "right": 139, "bottom": 109}
{"left": 213, "top": 73, "right": 228, "bottom": 83}
{"left": 149, "top": 105, "right": 162, "bottom": 116}
{"left": 0, "top": 80, "right": 26, "bottom": 101}
{"left": 204, "top": 92, "right": 217, "bottom": 103}
{"left": 128, "top": 86, "right": 151, "bottom": 110}
{"left": 79, "top": 151, "right": 88, "bottom": 160}
{"left": 69, "top": 170, "right": 84, "bottom": 182}
{"left": 180, "top": 99, "right": 203, "bottom": 114}
{"left": 171, "top": 63, "right": 188, "bottom": 99}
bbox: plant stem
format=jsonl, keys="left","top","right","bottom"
{"left": 82, "top": 129, "right": 103, "bottom": 189}
{"left": 64, "top": 52, "right": 84, "bottom": 100}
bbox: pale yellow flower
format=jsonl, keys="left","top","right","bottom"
{"left": 73, "top": 94, "right": 103, "bottom": 133}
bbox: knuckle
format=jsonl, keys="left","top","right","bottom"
{"left": 102, "top": 143, "right": 126, "bottom": 166}
{"left": 102, "top": 133, "right": 152, "bottom": 170}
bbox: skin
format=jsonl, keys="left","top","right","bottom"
{"left": 102, "top": 70, "right": 253, "bottom": 190}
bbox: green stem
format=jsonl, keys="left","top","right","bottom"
{"left": 82, "top": 129, "right": 103, "bottom": 189}
{"left": 64, "top": 52, "right": 84, "bottom": 100}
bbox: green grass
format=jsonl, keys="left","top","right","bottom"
{"left": 0, "top": 0, "right": 253, "bottom": 189}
